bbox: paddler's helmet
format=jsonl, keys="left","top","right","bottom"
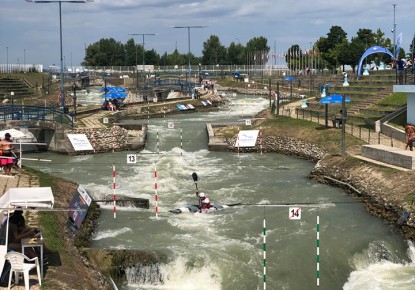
{"left": 199, "top": 192, "right": 205, "bottom": 198}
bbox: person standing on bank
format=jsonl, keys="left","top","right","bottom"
{"left": 404, "top": 123, "right": 415, "bottom": 151}
{"left": 396, "top": 57, "right": 405, "bottom": 85}
{"left": 0, "top": 133, "right": 15, "bottom": 176}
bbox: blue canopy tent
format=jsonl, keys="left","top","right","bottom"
{"left": 103, "top": 92, "right": 128, "bottom": 99}
{"left": 284, "top": 76, "right": 295, "bottom": 81}
{"left": 100, "top": 86, "right": 126, "bottom": 93}
{"left": 357, "top": 46, "right": 394, "bottom": 77}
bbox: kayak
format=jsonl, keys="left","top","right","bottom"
{"left": 169, "top": 203, "right": 241, "bottom": 214}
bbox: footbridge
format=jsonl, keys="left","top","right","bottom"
{"left": 0, "top": 104, "right": 73, "bottom": 152}
{"left": 148, "top": 78, "right": 197, "bottom": 90}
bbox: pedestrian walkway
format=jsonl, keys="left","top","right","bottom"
{"left": 278, "top": 99, "right": 406, "bottom": 149}
{"left": 277, "top": 99, "right": 411, "bottom": 170}
{"left": 77, "top": 110, "right": 111, "bottom": 129}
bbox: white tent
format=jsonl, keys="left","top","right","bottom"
{"left": 0, "top": 187, "right": 54, "bottom": 275}
{"left": 0, "top": 128, "right": 32, "bottom": 140}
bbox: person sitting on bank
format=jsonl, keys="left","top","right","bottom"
{"left": 196, "top": 192, "right": 211, "bottom": 212}
{"left": 7, "top": 207, "right": 38, "bottom": 258}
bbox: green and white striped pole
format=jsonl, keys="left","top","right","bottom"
{"left": 263, "top": 217, "right": 267, "bottom": 290}
{"left": 316, "top": 215, "right": 320, "bottom": 287}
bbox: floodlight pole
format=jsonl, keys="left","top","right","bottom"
{"left": 341, "top": 95, "right": 346, "bottom": 158}
{"left": 25, "top": 0, "right": 92, "bottom": 114}
{"left": 129, "top": 33, "right": 156, "bottom": 101}
{"left": 393, "top": 4, "right": 397, "bottom": 84}
{"left": 173, "top": 25, "right": 207, "bottom": 96}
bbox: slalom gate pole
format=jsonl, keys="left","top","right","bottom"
{"left": 180, "top": 128, "right": 183, "bottom": 156}
{"left": 92, "top": 128, "right": 96, "bottom": 153}
{"left": 317, "top": 215, "right": 320, "bottom": 287}
{"left": 237, "top": 127, "right": 240, "bottom": 156}
{"left": 263, "top": 214, "right": 267, "bottom": 290}
{"left": 260, "top": 126, "right": 263, "bottom": 155}
{"left": 112, "top": 126, "right": 115, "bottom": 153}
{"left": 113, "top": 165, "right": 116, "bottom": 218}
{"left": 156, "top": 130, "right": 159, "bottom": 156}
{"left": 154, "top": 162, "right": 158, "bottom": 218}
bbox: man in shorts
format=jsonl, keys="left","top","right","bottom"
{"left": 404, "top": 123, "right": 415, "bottom": 151}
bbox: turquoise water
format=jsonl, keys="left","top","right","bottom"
{"left": 24, "top": 93, "right": 415, "bottom": 290}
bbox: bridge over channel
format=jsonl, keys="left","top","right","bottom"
{"left": 0, "top": 104, "right": 73, "bottom": 152}
{"left": 148, "top": 78, "right": 198, "bottom": 90}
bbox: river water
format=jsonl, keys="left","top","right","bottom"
{"left": 23, "top": 92, "right": 415, "bottom": 290}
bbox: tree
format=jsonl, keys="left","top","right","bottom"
{"left": 316, "top": 26, "right": 347, "bottom": 69}
{"left": 409, "top": 34, "right": 415, "bottom": 61}
{"left": 144, "top": 49, "right": 160, "bottom": 66}
{"left": 246, "top": 36, "right": 269, "bottom": 52}
{"left": 124, "top": 38, "right": 137, "bottom": 66}
{"left": 227, "top": 42, "right": 245, "bottom": 65}
{"left": 246, "top": 36, "right": 270, "bottom": 68}
{"left": 202, "top": 35, "right": 227, "bottom": 65}
{"left": 83, "top": 38, "right": 125, "bottom": 66}
{"left": 285, "top": 44, "right": 301, "bottom": 71}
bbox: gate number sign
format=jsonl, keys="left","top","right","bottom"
{"left": 127, "top": 154, "right": 137, "bottom": 164}
{"left": 289, "top": 207, "right": 301, "bottom": 220}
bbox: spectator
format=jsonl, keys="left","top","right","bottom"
{"left": 396, "top": 57, "right": 405, "bottom": 84}
{"left": 0, "top": 133, "right": 15, "bottom": 176}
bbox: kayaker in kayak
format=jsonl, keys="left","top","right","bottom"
{"left": 196, "top": 192, "right": 211, "bottom": 212}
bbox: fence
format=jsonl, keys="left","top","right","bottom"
{"left": 276, "top": 106, "right": 406, "bottom": 149}
{"left": 0, "top": 105, "right": 72, "bottom": 126}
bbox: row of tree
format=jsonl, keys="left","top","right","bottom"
{"left": 82, "top": 26, "right": 414, "bottom": 71}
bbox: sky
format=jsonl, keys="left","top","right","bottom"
{"left": 1, "top": 0, "right": 415, "bottom": 67}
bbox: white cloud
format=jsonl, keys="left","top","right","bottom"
{"left": 1, "top": 0, "right": 414, "bottom": 66}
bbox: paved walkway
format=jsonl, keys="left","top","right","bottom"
{"left": 278, "top": 99, "right": 406, "bottom": 149}
{"left": 277, "top": 98, "right": 411, "bottom": 171}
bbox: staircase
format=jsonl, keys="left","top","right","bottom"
{"left": 0, "top": 77, "right": 36, "bottom": 102}
{"left": 305, "top": 70, "right": 401, "bottom": 125}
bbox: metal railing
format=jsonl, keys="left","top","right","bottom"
{"left": 0, "top": 105, "right": 72, "bottom": 126}
{"left": 276, "top": 106, "right": 406, "bottom": 148}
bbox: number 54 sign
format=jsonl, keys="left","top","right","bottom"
{"left": 289, "top": 207, "right": 301, "bottom": 220}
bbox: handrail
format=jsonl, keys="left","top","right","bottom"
{"left": 0, "top": 105, "right": 72, "bottom": 126}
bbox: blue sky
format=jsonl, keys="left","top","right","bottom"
{"left": 1, "top": 0, "right": 414, "bottom": 67}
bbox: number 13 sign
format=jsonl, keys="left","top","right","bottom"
{"left": 127, "top": 154, "right": 137, "bottom": 164}
{"left": 289, "top": 207, "right": 301, "bottom": 220}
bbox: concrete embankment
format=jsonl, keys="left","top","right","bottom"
{"left": 207, "top": 124, "right": 415, "bottom": 241}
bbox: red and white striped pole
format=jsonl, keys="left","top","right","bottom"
{"left": 260, "top": 126, "right": 263, "bottom": 155}
{"left": 113, "top": 165, "right": 116, "bottom": 218}
{"left": 154, "top": 162, "right": 159, "bottom": 218}
{"left": 112, "top": 126, "right": 115, "bottom": 153}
